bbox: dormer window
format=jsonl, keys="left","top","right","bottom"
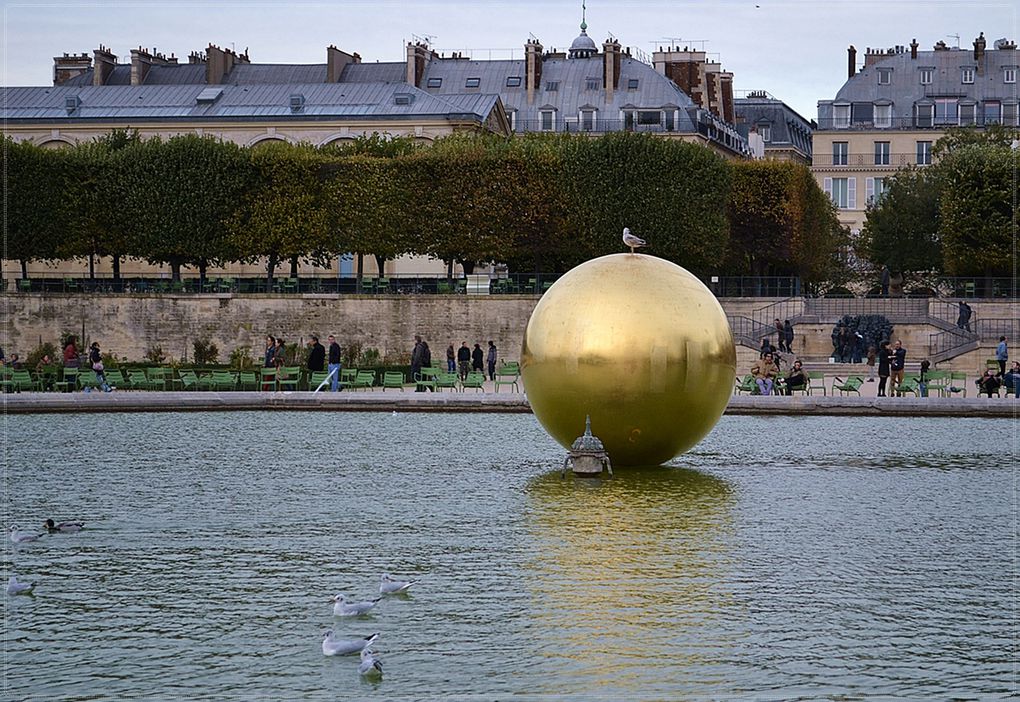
{"left": 426, "top": 77, "right": 442, "bottom": 88}
{"left": 545, "top": 81, "right": 559, "bottom": 92}
{"left": 506, "top": 76, "right": 522, "bottom": 87}
{"left": 585, "top": 77, "right": 600, "bottom": 91}
{"left": 756, "top": 122, "right": 771, "bottom": 142}
{"left": 394, "top": 93, "right": 413, "bottom": 106}
{"left": 920, "top": 68, "right": 934, "bottom": 85}
{"left": 877, "top": 68, "right": 892, "bottom": 85}
{"left": 627, "top": 78, "right": 639, "bottom": 90}
{"left": 465, "top": 77, "right": 480, "bottom": 88}
{"left": 961, "top": 67, "right": 975, "bottom": 84}
{"left": 1005, "top": 67, "right": 1017, "bottom": 84}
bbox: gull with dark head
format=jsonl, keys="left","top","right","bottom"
{"left": 45, "top": 519, "right": 84, "bottom": 534}
{"left": 321, "top": 630, "right": 379, "bottom": 656}
{"left": 622, "top": 227, "right": 647, "bottom": 254}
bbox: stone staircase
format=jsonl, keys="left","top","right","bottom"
{"left": 728, "top": 297, "right": 981, "bottom": 364}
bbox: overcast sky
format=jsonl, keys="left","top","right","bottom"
{"left": 3, "top": 0, "right": 1016, "bottom": 119}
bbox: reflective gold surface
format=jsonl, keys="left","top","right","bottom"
{"left": 521, "top": 254, "right": 735, "bottom": 466}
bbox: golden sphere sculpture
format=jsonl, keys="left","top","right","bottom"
{"left": 521, "top": 254, "right": 735, "bottom": 467}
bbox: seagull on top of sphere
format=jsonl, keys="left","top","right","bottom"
{"left": 622, "top": 227, "right": 647, "bottom": 254}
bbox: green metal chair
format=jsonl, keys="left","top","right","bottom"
{"left": 494, "top": 366, "right": 520, "bottom": 393}
{"left": 238, "top": 371, "right": 259, "bottom": 390}
{"left": 55, "top": 367, "right": 79, "bottom": 392}
{"left": 11, "top": 369, "right": 39, "bottom": 392}
{"left": 832, "top": 376, "right": 864, "bottom": 396}
{"left": 339, "top": 368, "right": 358, "bottom": 390}
{"left": 462, "top": 371, "right": 486, "bottom": 392}
{"left": 734, "top": 374, "right": 757, "bottom": 395}
{"left": 382, "top": 371, "right": 405, "bottom": 391}
{"left": 259, "top": 367, "right": 277, "bottom": 391}
{"left": 436, "top": 372, "right": 460, "bottom": 392}
{"left": 415, "top": 367, "right": 439, "bottom": 392}
{"left": 807, "top": 371, "right": 827, "bottom": 396}
{"left": 277, "top": 366, "right": 302, "bottom": 391}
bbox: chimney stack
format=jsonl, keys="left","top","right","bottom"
{"left": 848, "top": 45, "right": 857, "bottom": 78}
{"left": 602, "top": 37, "right": 621, "bottom": 104}
{"left": 205, "top": 44, "right": 249, "bottom": 84}
{"left": 53, "top": 52, "right": 92, "bottom": 86}
{"left": 405, "top": 42, "right": 433, "bottom": 88}
{"left": 92, "top": 45, "right": 118, "bottom": 86}
{"left": 524, "top": 38, "right": 543, "bottom": 105}
{"left": 910, "top": 39, "right": 918, "bottom": 59}
{"left": 326, "top": 45, "right": 361, "bottom": 83}
{"left": 974, "top": 32, "right": 986, "bottom": 62}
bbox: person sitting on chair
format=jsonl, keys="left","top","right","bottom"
{"left": 783, "top": 359, "right": 808, "bottom": 395}
{"left": 977, "top": 369, "right": 1002, "bottom": 398}
{"left": 751, "top": 352, "right": 778, "bottom": 396}
{"left": 1002, "top": 361, "right": 1020, "bottom": 397}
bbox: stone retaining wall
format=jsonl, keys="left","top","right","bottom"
{"left": 4, "top": 293, "right": 1013, "bottom": 374}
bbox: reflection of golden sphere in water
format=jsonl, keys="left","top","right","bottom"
{"left": 521, "top": 254, "right": 735, "bottom": 467}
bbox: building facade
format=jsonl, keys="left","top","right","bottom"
{"left": 813, "top": 33, "right": 1018, "bottom": 235}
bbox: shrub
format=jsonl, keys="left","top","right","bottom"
{"left": 341, "top": 341, "right": 361, "bottom": 368}
{"left": 193, "top": 338, "right": 219, "bottom": 365}
{"left": 26, "top": 341, "right": 57, "bottom": 369}
{"left": 144, "top": 345, "right": 167, "bottom": 364}
{"left": 229, "top": 345, "right": 255, "bottom": 370}
{"left": 358, "top": 347, "right": 381, "bottom": 367}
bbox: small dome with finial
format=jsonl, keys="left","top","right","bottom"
{"left": 568, "top": 1, "right": 598, "bottom": 58}
{"left": 570, "top": 415, "right": 606, "bottom": 452}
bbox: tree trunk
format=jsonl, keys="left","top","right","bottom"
{"left": 446, "top": 259, "right": 454, "bottom": 283}
{"left": 461, "top": 260, "right": 475, "bottom": 275}
{"left": 356, "top": 253, "right": 364, "bottom": 286}
{"left": 88, "top": 253, "right": 95, "bottom": 280}
{"left": 266, "top": 253, "right": 278, "bottom": 290}
{"left": 289, "top": 255, "right": 299, "bottom": 279}
{"left": 170, "top": 260, "right": 182, "bottom": 281}
{"left": 20, "top": 259, "right": 28, "bottom": 280}
{"left": 198, "top": 260, "right": 207, "bottom": 289}
{"left": 373, "top": 254, "right": 386, "bottom": 278}
{"left": 112, "top": 255, "right": 121, "bottom": 281}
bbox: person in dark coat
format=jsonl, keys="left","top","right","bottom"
{"left": 471, "top": 343, "right": 484, "bottom": 373}
{"left": 877, "top": 340, "right": 892, "bottom": 397}
{"left": 307, "top": 335, "right": 325, "bottom": 373}
{"left": 264, "top": 335, "right": 276, "bottom": 368}
{"left": 486, "top": 341, "right": 498, "bottom": 381}
{"left": 457, "top": 342, "right": 471, "bottom": 380}
{"left": 88, "top": 342, "right": 111, "bottom": 392}
{"left": 783, "top": 320, "right": 794, "bottom": 354}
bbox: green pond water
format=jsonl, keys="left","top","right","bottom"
{"left": 3, "top": 412, "right": 1014, "bottom": 700}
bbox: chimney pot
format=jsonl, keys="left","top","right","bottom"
{"left": 910, "top": 38, "right": 918, "bottom": 59}
{"left": 848, "top": 44, "right": 857, "bottom": 78}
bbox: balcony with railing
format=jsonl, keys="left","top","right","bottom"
{"left": 814, "top": 151, "right": 932, "bottom": 168}
{"left": 815, "top": 115, "right": 1017, "bottom": 131}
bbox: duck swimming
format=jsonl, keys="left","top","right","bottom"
{"left": 45, "top": 519, "right": 84, "bottom": 533}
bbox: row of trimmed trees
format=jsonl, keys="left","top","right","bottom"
{"left": 4, "top": 131, "right": 847, "bottom": 285}
{"left": 859, "top": 126, "right": 1018, "bottom": 282}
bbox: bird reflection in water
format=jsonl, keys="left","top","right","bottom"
{"left": 523, "top": 466, "right": 735, "bottom": 693}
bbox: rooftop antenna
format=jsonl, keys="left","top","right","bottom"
{"left": 529, "top": 32, "right": 539, "bottom": 41}
{"left": 412, "top": 32, "right": 437, "bottom": 46}
{"left": 947, "top": 33, "right": 960, "bottom": 48}
{"left": 580, "top": 0, "right": 587, "bottom": 31}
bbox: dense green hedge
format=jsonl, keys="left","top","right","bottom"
{"left": 3, "top": 131, "right": 845, "bottom": 282}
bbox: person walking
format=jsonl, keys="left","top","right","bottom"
{"left": 307, "top": 335, "right": 325, "bottom": 373}
{"left": 327, "top": 334, "right": 342, "bottom": 392}
{"left": 264, "top": 335, "right": 276, "bottom": 368}
{"left": 411, "top": 335, "right": 430, "bottom": 392}
{"left": 783, "top": 320, "right": 794, "bottom": 355}
{"left": 63, "top": 336, "right": 80, "bottom": 368}
{"left": 486, "top": 340, "right": 497, "bottom": 381}
{"left": 773, "top": 319, "right": 785, "bottom": 352}
{"left": 995, "top": 336, "right": 1008, "bottom": 376}
{"left": 890, "top": 340, "right": 906, "bottom": 396}
{"left": 446, "top": 344, "right": 456, "bottom": 373}
{"left": 866, "top": 344, "right": 877, "bottom": 382}
{"left": 457, "top": 342, "right": 471, "bottom": 380}
{"left": 88, "top": 341, "right": 111, "bottom": 392}
{"left": 877, "top": 341, "right": 891, "bottom": 397}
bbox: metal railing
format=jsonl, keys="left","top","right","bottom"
{"left": 975, "top": 318, "right": 1020, "bottom": 341}
{"left": 751, "top": 298, "right": 805, "bottom": 332}
{"left": 815, "top": 151, "right": 932, "bottom": 168}
{"left": 928, "top": 328, "right": 979, "bottom": 358}
{"left": 804, "top": 297, "right": 929, "bottom": 321}
{"left": 707, "top": 277, "right": 801, "bottom": 298}
{"left": 815, "top": 116, "right": 1015, "bottom": 130}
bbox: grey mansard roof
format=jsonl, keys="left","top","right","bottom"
{"left": 419, "top": 55, "right": 698, "bottom": 131}
{"left": 817, "top": 42, "right": 1018, "bottom": 127}
{"left": 0, "top": 82, "right": 502, "bottom": 123}
{"left": 734, "top": 95, "right": 814, "bottom": 158}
